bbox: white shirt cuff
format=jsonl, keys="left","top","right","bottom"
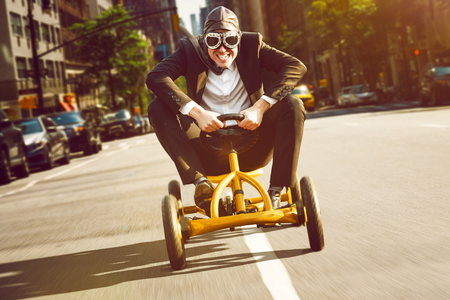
{"left": 179, "top": 101, "right": 199, "bottom": 115}
{"left": 261, "top": 95, "right": 277, "bottom": 107}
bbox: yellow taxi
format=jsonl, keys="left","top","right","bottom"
{"left": 291, "top": 85, "right": 315, "bottom": 111}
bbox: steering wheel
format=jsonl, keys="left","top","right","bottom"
{"left": 200, "top": 114, "right": 259, "bottom": 154}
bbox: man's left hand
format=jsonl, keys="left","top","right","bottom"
{"left": 238, "top": 99, "right": 271, "bottom": 131}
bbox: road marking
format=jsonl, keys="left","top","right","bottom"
{"left": 0, "top": 180, "right": 39, "bottom": 199}
{"left": 345, "top": 122, "right": 360, "bottom": 126}
{"left": 102, "top": 145, "right": 109, "bottom": 150}
{"left": 242, "top": 226, "right": 301, "bottom": 300}
{"left": 104, "top": 145, "right": 129, "bottom": 157}
{"left": 44, "top": 158, "right": 98, "bottom": 180}
{"left": 420, "top": 124, "right": 449, "bottom": 128}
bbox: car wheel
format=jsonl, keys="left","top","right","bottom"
{"left": 84, "top": 139, "right": 93, "bottom": 156}
{"left": 430, "top": 90, "right": 439, "bottom": 106}
{"left": 419, "top": 93, "right": 428, "bottom": 107}
{"left": 15, "top": 146, "right": 30, "bottom": 178}
{"left": 0, "top": 149, "right": 12, "bottom": 185}
{"left": 91, "top": 141, "right": 99, "bottom": 154}
{"left": 43, "top": 147, "right": 54, "bottom": 170}
{"left": 60, "top": 143, "right": 71, "bottom": 165}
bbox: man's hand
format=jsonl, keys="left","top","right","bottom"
{"left": 189, "top": 106, "right": 224, "bottom": 133}
{"left": 238, "top": 99, "right": 271, "bottom": 131}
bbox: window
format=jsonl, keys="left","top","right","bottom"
{"left": 55, "top": 28, "right": 61, "bottom": 44}
{"left": 16, "top": 57, "right": 27, "bottom": 79}
{"left": 55, "top": 61, "right": 60, "bottom": 78}
{"left": 41, "top": 23, "right": 50, "bottom": 43}
{"left": 33, "top": 20, "right": 40, "bottom": 40}
{"left": 60, "top": 62, "right": 65, "bottom": 79}
{"left": 46, "top": 60, "right": 54, "bottom": 78}
{"left": 50, "top": 26, "right": 55, "bottom": 44}
{"left": 10, "top": 12, "right": 23, "bottom": 36}
{"left": 22, "top": 16, "right": 30, "bottom": 38}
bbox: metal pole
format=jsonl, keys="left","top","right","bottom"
{"left": 27, "top": 0, "right": 44, "bottom": 112}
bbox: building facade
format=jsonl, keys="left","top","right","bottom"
{"left": 0, "top": 0, "right": 66, "bottom": 119}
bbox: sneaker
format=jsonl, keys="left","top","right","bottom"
{"left": 194, "top": 179, "right": 214, "bottom": 205}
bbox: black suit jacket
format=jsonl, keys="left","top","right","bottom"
{"left": 146, "top": 32, "right": 307, "bottom": 113}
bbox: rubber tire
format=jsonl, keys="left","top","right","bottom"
{"left": 168, "top": 180, "right": 183, "bottom": 217}
{"left": 43, "top": 147, "right": 54, "bottom": 170}
{"left": 91, "top": 142, "right": 99, "bottom": 154}
{"left": 0, "top": 149, "right": 12, "bottom": 185}
{"left": 300, "top": 176, "right": 324, "bottom": 251}
{"left": 60, "top": 144, "right": 71, "bottom": 165}
{"left": 15, "top": 146, "right": 30, "bottom": 178}
{"left": 419, "top": 93, "right": 428, "bottom": 107}
{"left": 162, "top": 194, "right": 186, "bottom": 270}
{"left": 430, "top": 90, "right": 439, "bottom": 106}
{"left": 84, "top": 139, "right": 93, "bottom": 156}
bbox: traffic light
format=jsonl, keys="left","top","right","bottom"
{"left": 172, "top": 14, "right": 180, "bottom": 32}
{"left": 414, "top": 49, "right": 420, "bottom": 56}
{"left": 42, "top": 0, "right": 52, "bottom": 15}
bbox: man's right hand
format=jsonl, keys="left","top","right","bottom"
{"left": 188, "top": 106, "right": 224, "bottom": 133}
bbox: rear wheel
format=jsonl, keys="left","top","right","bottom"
{"left": 419, "top": 93, "right": 428, "bottom": 107}
{"left": 60, "top": 143, "right": 71, "bottom": 165}
{"left": 300, "top": 176, "right": 324, "bottom": 251}
{"left": 162, "top": 194, "right": 186, "bottom": 270}
{"left": 0, "top": 149, "right": 12, "bottom": 184}
{"left": 15, "top": 146, "right": 30, "bottom": 178}
{"left": 84, "top": 139, "right": 93, "bottom": 156}
{"left": 430, "top": 90, "right": 439, "bottom": 106}
{"left": 43, "top": 147, "right": 54, "bottom": 170}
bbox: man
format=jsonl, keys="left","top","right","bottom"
{"left": 146, "top": 6, "right": 307, "bottom": 216}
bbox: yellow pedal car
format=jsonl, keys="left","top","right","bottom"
{"left": 161, "top": 114, "right": 324, "bottom": 270}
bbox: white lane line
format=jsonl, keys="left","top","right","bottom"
{"left": 44, "top": 158, "right": 98, "bottom": 180}
{"left": 243, "top": 226, "right": 301, "bottom": 300}
{"left": 104, "top": 145, "right": 129, "bottom": 156}
{"left": 420, "top": 124, "right": 449, "bottom": 128}
{"left": 0, "top": 180, "right": 40, "bottom": 199}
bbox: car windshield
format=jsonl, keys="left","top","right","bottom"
{"left": 103, "top": 110, "right": 130, "bottom": 122}
{"left": 291, "top": 86, "right": 309, "bottom": 95}
{"left": 342, "top": 87, "right": 352, "bottom": 94}
{"left": 433, "top": 67, "right": 450, "bottom": 77}
{"left": 15, "top": 119, "right": 42, "bottom": 135}
{"left": 353, "top": 85, "right": 370, "bottom": 93}
{"left": 50, "top": 113, "right": 82, "bottom": 125}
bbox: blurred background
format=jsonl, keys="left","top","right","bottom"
{"left": 1, "top": 0, "right": 449, "bottom": 121}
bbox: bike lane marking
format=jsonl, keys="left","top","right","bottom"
{"left": 242, "top": 225, "right": 301, "bottom": 300}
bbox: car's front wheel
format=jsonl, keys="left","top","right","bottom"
{"left": 0, "top": 149, "right": 12, "bottom": 185}
{"left": 15, "top": 146, "right": 30, "bottom": 178}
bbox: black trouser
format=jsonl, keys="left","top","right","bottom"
{"left": 148, "top": 94, "right": 305, "bottom": 187}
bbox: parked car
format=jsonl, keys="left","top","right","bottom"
{"left": 0, "top": 109, "right": 30, "bottom": 184}
{"left": 291, "top": 85, "right": 315, "bottom": 111}
{"left": 14, "top": 116, "right": 70, "bottom": 170}
{"left": 418, "top": 63, "right": 450, "bottom": 107}
{"left": 99, "top": 109, "right": 139, "bottom": 141}
{"left": 48, "top": 111, "right": 102, "bottom": 155}
{"left": 142, "top": 114, "right": 154, "bottom": 133}
{"left": 336, "top": 85, "right": 378, "bottom": 107}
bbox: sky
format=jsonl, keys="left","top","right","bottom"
{"left": 175, "top": 0, "right": 206, "bottom": 34}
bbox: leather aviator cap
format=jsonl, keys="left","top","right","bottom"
{"left": 203, "top": 6, "right": 240, "bottom": 34}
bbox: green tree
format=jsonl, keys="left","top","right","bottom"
{"left": 70, "top": 5, "right": 150, "bottom": 111}
{"left": 308, "top": 0, "right": 377, "bottom": 85}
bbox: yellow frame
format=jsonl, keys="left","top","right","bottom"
{"left": 181, "top": 151, "right": 305, "bottom": 238}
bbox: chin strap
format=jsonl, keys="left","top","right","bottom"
{"left": 179, "top": 25, "right": 224, "bottom": 75}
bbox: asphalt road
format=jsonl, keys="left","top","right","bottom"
{"left": 0, "top": 101, "right": 449, "bottom": 300}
